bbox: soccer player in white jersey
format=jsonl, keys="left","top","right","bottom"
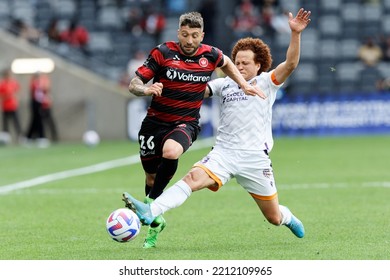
{"left": 123, "top": 8, "right": 311, "bottom": 239}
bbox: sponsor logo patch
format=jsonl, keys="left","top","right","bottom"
{"left": 263, "top": 169, "right": 272, "bottom": 178}
{"left": 200, "top": 155, "right": 210, "bottom": 164}
{"left": 166, "top": 68, "right": 211, "bottom": 82}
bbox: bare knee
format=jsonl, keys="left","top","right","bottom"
{"left": 162, "top": 140, "right": 183, "bottom": 159}
{"left": 162, "top": 148, "right": 179, "bottom": 159}
{"left": 182, "top": 168, "right": 214, "bottom": 192}
{"left": 182, "top": 171, "right": 200, "bottom": 191}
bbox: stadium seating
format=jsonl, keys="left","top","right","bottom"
{"left": 0, "top": 0, "right": 389, "bottom": 96}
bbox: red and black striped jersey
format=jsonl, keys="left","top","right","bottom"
{"left": 136, "top": 41, "right": 224, "bottom": 124}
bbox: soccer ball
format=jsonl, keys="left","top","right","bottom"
{"left": 0, "top": 131, "right": 11, "bottom": 146}
{"left": 82, "top": 130, "right": 100, "bottom": 147}
{"left": 106, "top": 208, "right": 141, "bottom": 242}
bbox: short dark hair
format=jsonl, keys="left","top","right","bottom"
{"left": 179, "top": 12, "right": 204, "bottom": 30}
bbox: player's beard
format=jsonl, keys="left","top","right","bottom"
{"left": 180, "top": 43, "right": 198, "bottom": 56}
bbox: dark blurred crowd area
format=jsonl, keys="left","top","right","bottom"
{"left": 2, "top": 0, "right": 390, "bottom": 96}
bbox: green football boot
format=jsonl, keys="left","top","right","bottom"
{"left": 143, "top": 197, "right": 167, "bottom": 249}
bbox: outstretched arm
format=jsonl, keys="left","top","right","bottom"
{"left": 220, "top": 55, "right": 266, "bottom": 99}
{"left": 273, "top": 8, "right": 311, "bottom": 84}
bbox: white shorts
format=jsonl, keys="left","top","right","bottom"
{"left": 194, "top": 145, "right": 277, "bottom": 200}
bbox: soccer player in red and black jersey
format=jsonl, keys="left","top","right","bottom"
{"left": 125, "top": 11, "right": 264, "bottom": 248}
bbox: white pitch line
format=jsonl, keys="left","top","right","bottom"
{"left": 0, "top": 156, "right": 139, "bottom": 195}
{"left": 1, "top": 138, "right": 389, "bottom": 195}
{"left": 0, "top": 138, "right": 215, "bottom": 195}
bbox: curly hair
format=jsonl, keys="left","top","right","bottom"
{"left": 231, "top": 37, "right": 273, "bottom": 74}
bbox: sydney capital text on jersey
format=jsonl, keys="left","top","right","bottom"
{"left": 222, "top": 91, "right": 249, "bottom": 103}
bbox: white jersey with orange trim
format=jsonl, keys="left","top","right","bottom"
{"left": 208, "top": 71, "right": 283, "bottom": 153}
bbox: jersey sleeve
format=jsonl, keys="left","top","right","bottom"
{"left": 269, "top": 70, "right": 284, "bottom": 87}
{"left": 135, "top": 46, "right": 164, "bottom": 84}
{"left": 260, "top": 71, "right": 283, "bottom": 104}
{"left": 207, "top": 78, "right": 226, "bottom": 97}
{"left": 212, "top": 47, "right": 224, "bottom": 68}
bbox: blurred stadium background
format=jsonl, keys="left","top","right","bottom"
{"left": 0, "top": 0, "right": 389, "bottom": 143}
{"left": 1, "top": 1, "right": 390, "bottom": 264}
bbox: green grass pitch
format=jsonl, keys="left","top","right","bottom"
{"left": 0, "top": 135, "right": 389, "bottom": 260}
